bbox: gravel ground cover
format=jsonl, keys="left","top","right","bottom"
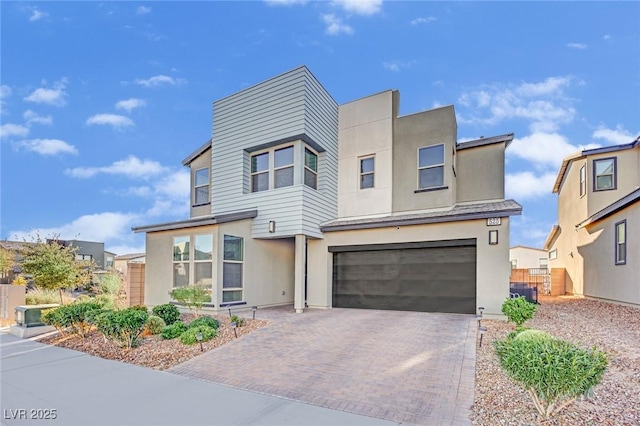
{"left": 39, "top": 313, "right": 268, "bottom": 371}
{"left": 471, "top": 296, "right": 640, "bottom": 426}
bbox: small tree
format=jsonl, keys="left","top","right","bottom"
{"left": 501, "top": 296, "right": 537, "bottom": 330}
{"left": 0, "top": 247, "right": 15, "bottom": 278}
{"left": 170, "top": 286, "right": 209, "bottom": 318}
{"left": 20, "top": 235, "right": 94, "bottom": 304}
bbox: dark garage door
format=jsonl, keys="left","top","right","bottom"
{"left": 331, "top": 240, "right": 476, "bottom": 314}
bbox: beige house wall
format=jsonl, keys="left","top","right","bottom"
{"left": 307, "top": 217, "right": 511, "bottom": 317}
{"left": 456, "top": 143, "right": 505, "bottom": 203}
{"left": 509, "top": 246, "right": 547, "bottom": 270}
{"left": 189, "top": 147, "right": 212, "bottom": 218}
{"left": 144, "top": 219, "right": 295, "bottom": 311}
{"left": 337, "top": 91, "right": 394, "bottom": 218}
{"left": 581, "top": 204, "right": 639, "bottom": 306}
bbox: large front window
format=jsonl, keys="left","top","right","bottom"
{"left": 615, "top": 220, "right": 626, "bottom": 265}
{"left": 418, "top": 144, "right": 444, "bottom": 189}
{"left": 172, "top": 235, "right": 213, "bottom": 302}
{"left": 223, "top": 235, "right": 243, "bottom": 303}
{"left": 304, "top": 148, "right": 318, "bottom": 189}
{"left": 173, "top": 236, "right": 190, "bottom": 287}
{"left": 194, "top": 168, "right": 210, "bottom": 205}
{"left": 594, "top": 157, "right": 616, "bottom": 191}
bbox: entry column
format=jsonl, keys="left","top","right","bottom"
{"left": 294, "top": 234, "right": 306, "bottom": 313}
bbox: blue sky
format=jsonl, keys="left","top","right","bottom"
{"left": 1, "top": 1, "right": 639, "bottom": 255}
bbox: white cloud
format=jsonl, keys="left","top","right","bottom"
{"left": 0, "top": 85, "right": 11, "bottom": 115}
{"left": 322, "top": 14, "right": 353, "bottom": 35}
{"left": 515, "top": 76, "right": 572, "bottom": 97}
{"left": 153, "top": 169, "right": 190, "bottom": 199}
{"left": 332, "top": 0, "right": 382, "bottom": 15}
{"left": 24, "top": 78, "right": 68, "bottom": 106}
{"left": 134, "top": 75, "right": 186, "bottom": 87}
{"left": 265, "top": 0, "right": 308, "bottom": 5}
{"left": 115, "top": 98, "right": 147, "bottom": 113}
{"left": 505, "top": 171, "right": 558, "bottom": 200}
{"left": 65, "top": 155, "right": 166, "bottom": 179}
{"left": 411, "top": 16, "right": 436, "bottom": 25}
{"left": 29, "top": 8, "right": 49, "bottom": 22}
{"left": 86, "top": 113, "right": 135, "bottom": 128}
{"left": 0, "top": 123, "right": 29, "bottom": 140}
{"left": 23, "top": 110, "right": 53, "bottom": 126}
{"left": 15, "top": 138, "right": 78, "bottom": 156}
{"left": 508, "top": 132, "right": 600, "bottom": 169}
{"left": 383, "top": 60, "right": 414, "bottom": 72}
{"left": 566, "top": 42, "right": 587, "bottom": 50}
{"left": 592, "top": 125, "right": 638, "bottom": 145}
{"left": 136, "top": 6, "right": 152, "bottom": 15}
{"left": 603, "top": 35, "right": 612, "bottom": 41}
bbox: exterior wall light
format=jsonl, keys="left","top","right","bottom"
{"left": 269, "top": 220, "right": 276, "bottom": 233}
{"left": 489, "top": 230, "right": 499, "bottom": 245}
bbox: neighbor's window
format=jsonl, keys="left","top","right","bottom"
{"left": 418, "top": 144, "right": 444, "bottom": 189}
{"left": 539, "top": 258, "right": 548, "bottom": 269}
{"left": 304, "top": 148, "right": 318, "bottom": 189}
{"left": 510, "top": 259, "right": 517, "bottom": 270}
{"left": 194, "top": 167, "right": 210, "bottom": 205}
{"left": 76, "top": 254, "right": 93, "bottom": 261}
{"left": 251, "top": 152, "right": 269, "bottom": 192}
{"left": 615, "top": 220, "right": 626, "bottom": 265}
{"left": 549, "top": 249, "right": 557, "bottom": 260}
{"left": 360, "top": 156, "right": 375, "bottom": 189}
{"left": 173, "top": 236, "right": 190, "bottom": 287}
{"left": 579, "top": 164, "right": 586, "bottom": 197}
{"left": 105, "top": 255, "right": 114, "bottom": 268}
{"left": 274, "top": 146, "right": 294, "bottom": 188}
{"left": 593, "top": 157, "right": 616, "bottom": 191}
{"left": 223, "top": 235, "right": 244, "bottom": 303}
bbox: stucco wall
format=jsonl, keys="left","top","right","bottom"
{"left": 307, "top": 217, "right": 511, "bottom": 317}
{"left": 509, "top": 246, "right": 547, "bottom": 269}
{"left": 580, "top": 203, "right": 639, "bottom": 306}
{"left": 456, "top": 143, "right": 505, "bottom": 203}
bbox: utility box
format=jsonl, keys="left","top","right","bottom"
{"left": 10, "top": 304, "right": 58, "bottom": 338}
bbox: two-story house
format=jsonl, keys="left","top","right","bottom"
{"left": 544, "top": 138, "right": 639, "bottom": 306}
{"left": 133, "top": 66, "right": 522, "bottom": 316}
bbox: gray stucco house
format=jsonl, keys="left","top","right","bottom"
{"left": 133, "top": 66, "right": 522, "bottom": 317}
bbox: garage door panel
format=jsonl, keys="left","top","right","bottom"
{"left": 332, "top": 242, "right": 476, "bottom": 314}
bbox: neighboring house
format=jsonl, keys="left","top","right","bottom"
{"left": 544, "top": 138, "right": 640, "bottom": 306}
{"left": 114, "top": 253, "right": 146, "bottom": 277}
{"left": 0, "top": 241, "right": 35, "bottom": 284}
{"left": 133, "top": 66, "right": 522, "bottom": 316}
{"left": 114, "top": 253, "right": 146, "bottom": 307}
{"left": 509, "top": 245, "right": 548, "bottom": 270}
{"left": 50, "top": 239, "right": 113, "bottom": 270}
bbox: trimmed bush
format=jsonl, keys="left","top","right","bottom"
{"left": 94, "top": 308, "right": 149, "bottom": 349}
{"left": 131, "top": 305, "right": 148, "bottom": 314}
{"left": 41, "top": 302, "right": 103, "bottom": 339}
{"left": 188, "top": 316, "right": 219, "bottom": 330}
{"left": 152, "top": 304, "right": 180, "bottom": 325}
{"left": 230, "top": 315, "right": 245, "bottom": 327}
{"left": 180, "top": 325, "right": 216, "bottom": 345}
{"left": 161, "top": 321, "right": 188, "bottom": 340}
{"left": 502, "top": 296, "right": 537, "bottom": 329}
{"left": 144, "top": 315, "right": 166, "bottom": 335}
{"left": 496, "top": 331, "right": 608, "bottom": 417}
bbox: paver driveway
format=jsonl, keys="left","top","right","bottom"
{"left": 170, "top": 307, "right": 476, "bottom": 425}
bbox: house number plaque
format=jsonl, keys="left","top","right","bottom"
{"left": 487, "top": 217, "right": 501, "bottom": 226}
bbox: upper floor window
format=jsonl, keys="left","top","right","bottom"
{"left": 360, "top": 156, "right": 375, "bottom": 189}
{"left": 304, "top": 148, "right": 318, "bottom": 189}
{"left": 510, "top": 259, "right": 517, "bottom": 270}
{"left": 549, "top": 249, "right": 557, "bottom": 260}
{"left": 615, "top": 220, "right": 626, "bottom": 265}
{"left": 274, "top": 146, "right": 294, "bottom": 188}
{"left": 194, "top": 167, "right": 210, "bottom": 205}
{"left": 593, "top": 157, "right": 616, "bottom": 191}
{"left": 418, "top": 144, "right": 444, "bottom": 189}
{"left": 76, "top": 254, "right": 93, "bottom": 261}
{"left": 251, "top": 152, "right": 269, "bottom": 192}
{"left": 579, "top": 164, "right": 586, "bottom": 197}
{"left": 539, "top": 258, "right": 548, "bottom": 269}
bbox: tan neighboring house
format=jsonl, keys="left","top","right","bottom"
{"left": 133, "top": 66, "right": 522, "bottom": 317}
{"left": 544, "top": 138, "right": 640, "bottom": 306}
{"left": 509, "top": 245, "right": 548, "bottom": 270}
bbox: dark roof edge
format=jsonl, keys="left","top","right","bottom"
{"left": 582, "top": 138, "right": 639, "bottom": 156}
{"left": 132, "top": 209, "right": 258, "bottom": 233}
{"left": 457, "top": 133, "right": 515, "bottom": 151}
{"left": 321, "top": 205, "right": 522, "bottom": 233}
{"left": 576, "top": 188, "right": 640, "bottom": 229}
{"left": 182, "top": 138, "right": 213, "bottom": 166}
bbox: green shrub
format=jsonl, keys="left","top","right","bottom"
{"left": 26, "top": 286, "right": 74, "bottom": 305}
{"left": 152, "top": 304, "right": 181, "bottom": 325}
{"left": 131, "top": 305, "right": 148, "bottom": 313}
{"left": 94, "top": 308, "right": 149, "bottom": 349}
{"left": 41, "top": 302, "right": 103, "bottom": 339}
{"left": 161, "top": 321, "right": 188, "bottom": 340}
{"left": 496, "top": 332, "right": 608, "bottom": 417}
{"left": 189, "top": 316, "right": 219, "bottom": 330}
{"left": 230, "top": 315, "right": 245, "bottom": 327}
{"left": 501, "top": 296, "right": 537, "bottom": 328}
{"left": 144, "top": 315, "right": 166, "bottom": 335}
{"left": 180, "top": 325, "right": 217, "bottom": 345}
{"left": 170, "top": 286, "right": 210, "bottom": 317}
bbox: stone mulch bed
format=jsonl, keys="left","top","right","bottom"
{"left": 471, "top": 296, "right": 640, "bottom": 425}
{"left": 39, "top": 313, "right": 268, "bottom": 371}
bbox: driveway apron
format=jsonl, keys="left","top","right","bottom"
{"left": 170, "top": 307, "right": 476, "bottom": 425}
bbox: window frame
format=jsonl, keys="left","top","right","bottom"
{"left": 593, "top": 157, "right": 617, "bottom": 192}
{"left": 304, "top": 148, "right": 318, "bottom": 190}
{"left": 579, "top": 164, "right": 586, "bottom": 197}
{"left": 172, "top": 236, "right": 191, "bottom": 288}
{"left": 615, "top": 220, "right": 627, "bottom": 265}
{"left": 250, "top": 152, "right": 270, "bottom": 193}
{"left": 539, "top": 258, "right": 548, "bottom": 269}
{"left": 222, "top": 235, "right": 244, "bottom": 303}
{"left": 194, "top": 167, "right": 210, "bottom": 206}
{"left": 417, "top": 144, "right": 445, "bottom": 190}
{"left": 549, "top": 249, "right": 557, "bottom": 260}
{"left": 273, "top": 145, "right": 294, "bottom": 189}
{"left": 359, "top": 155, "right": 375, "bottom": 190}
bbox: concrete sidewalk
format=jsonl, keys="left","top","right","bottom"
{"left": 0, "top": 333, "right": 398, "bottom": 426}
